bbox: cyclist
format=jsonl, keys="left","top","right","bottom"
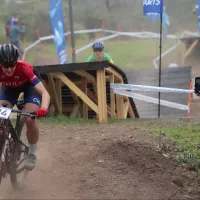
{"left": 0, "top": 44, "right": 50, "bottom": 170}
{"left": 86, "top": 40, "right": 114, "bottom": 63}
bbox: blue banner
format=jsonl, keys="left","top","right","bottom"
{"left": 143, "top": 0, "right": 163, "bottom": 14}
{"left": 48, "top": 0, "right": 67, "bottom": 64}
{"left": 198, "top": 0, "right": 200, "bottom": 32}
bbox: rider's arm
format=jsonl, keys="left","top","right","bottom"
{"left": 23, "top": 63, "right": 50, "bottom": 109}
{"left": 34, "top": 82, "right": 50, "bottom": 109}
{"left": 15, "top": 25, "right": 25, "bottom": 33}
{"left": 105, "top": 54, "right": 114, "bottom": 64}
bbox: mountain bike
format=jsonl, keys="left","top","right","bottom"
{"left": 0, "top": 101, "right": 36, "bottom": 189}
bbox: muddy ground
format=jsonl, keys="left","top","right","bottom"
{"left": 0, "top": 122, "right": 199, "bottom": 200}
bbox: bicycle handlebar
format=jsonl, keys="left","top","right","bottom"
{"left": 11, "top": 109, "right": 36, "bottom": 118}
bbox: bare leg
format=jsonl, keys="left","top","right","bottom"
{"left": 23, "top": 103, "right": 39, "bottom": 145}
{"left": 23, "top": 103, "right": 39, "bottom": 170}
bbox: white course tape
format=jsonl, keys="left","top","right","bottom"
{"left": 40, "top": 35, "right": 54, "bottom": 41}
{"left": 24, "top": 39, "right": 41, "bottom": 53}
{"left": 22, "top": 39, "right": 41, "bottom": 61}
{"left": 153, "top": 41, "right": 181, "bottom": 69}
{"left": 153, "top": 30, "right": 200, "bottom": 69}
{"left": 113, "top": 89, "right": 189, "bottom": 111}
{"left": 75, "top": 34, "right": 118, "bottom": 54}
{"left": 22, "top": 28, "right": 198, "bottom": 62}
{"left": 110, "top": 83, "right": 193, "bottom": 94}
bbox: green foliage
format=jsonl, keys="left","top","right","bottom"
{"left": 133, "top": 121, "right": 200, "bottom": 170}
{"left": 105, "top": 119, "right": 200, "bottom": 171}
{"left": 0, "top": 0, "right": 198, "bottom": 42}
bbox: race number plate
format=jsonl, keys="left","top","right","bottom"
{"left": 0, "top": 107, "right": 12, "bottom": 119}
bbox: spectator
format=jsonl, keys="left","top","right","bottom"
{"left": 10, "top": 14, "right": 19, "bottom": 27}
{"left": 162, "top": 7, "right": 170, "bottom": 41}
{"left": 9, "top": 17, "right": 25, "bottom": 59}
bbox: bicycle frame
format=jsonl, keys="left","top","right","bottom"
{"left": 0, "top": 112, "right": 29, "bottom": 184}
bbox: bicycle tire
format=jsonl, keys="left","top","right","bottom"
{"left": 9, "top": 115, "right": 27, "bottom": 189}
{"left": 0, "top": 135, "right": 4, "bottom": 184}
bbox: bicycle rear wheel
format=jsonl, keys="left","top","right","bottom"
{"left": 9, "top": 115, "right": 29, "bottom": 189}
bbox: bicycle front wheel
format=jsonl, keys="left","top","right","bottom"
{"left": 9, "top": 116, "right": 29, "bottom": 189}
{"left": 0, "top": 135, "right": 5, "bottom": 185}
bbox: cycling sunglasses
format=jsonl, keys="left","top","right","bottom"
{"left": 93, "top": 48, "right": 103, "bottom": 52}
{"left": 1, "top": 63, "right": 16, "bottom": 69}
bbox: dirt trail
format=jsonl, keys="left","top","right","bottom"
{"left": 0, "top": 123, "right": 199, "bottom": 199}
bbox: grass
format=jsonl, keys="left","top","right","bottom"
{"left": 121, "top": 119, "right": 200, "bottom": 171}
{"left": 23, "top": 36, "right": 177, "bottom": 70}
{"left": 38, "top": 114, "right": 99, "bottom": 125}
{"left": 76, "top": 38, "right": 176, "bottom": 69}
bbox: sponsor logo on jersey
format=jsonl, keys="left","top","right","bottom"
{"left": 33, "top": 98, "right": 41, "bottom": 105}
{"left": 1, "top": 82, "right": 23, "bottom": 87}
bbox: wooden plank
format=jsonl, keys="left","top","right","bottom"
{"left": 128, "top": 103, "right": 135, "bottom": 118}
{"left": 116, "top": 94, "right": 124, "bottom": 118}
{"left": 101, "top": 69, "right": 107, "bottom": 121}
{"left": 73, "top": 70, "right": 97, "bottom": 95}
{"left": 109, "top": 74, "right": 115, "bottom": 118}
{"left": 82, "top": 78, "right": 88, "bottom": 120}
{"left": 70, "top": 104, "right": 80, "bottom": 118}
{"left": 70, "top": 90, "right": 79, "bottom": 104}
{"left": 73, "top": 70, "right": 96, "bottom": 84}
{"left": 69, "top": 89, "right": 80, "bottom": 118}
{"left": 96, "top": 70, "right": 103, "bottom": 122}
{"left": 96, "top": 69, "right": 107, "bottom": 123}
{"left": 122, "top": 95, "right": 135, "bottom": 118}
{"left": 51, "top": 72, "right": 99, "bottom": 114}
{"left": 87, "top": 88, "right": 113, "bottom": 117}
{"left": 123, "top": 100, "right": 129, "bottom": 118}
{"left": 115, "top": 78, "right": 125, "bottom": 119}
{"left": 35, "top": 60, "right": 108, "bottom": 74}
{"left": 47, "top": 75, "right": 61, "bottom": 114}
{"left": 184, "top": 39, "right": 198, "bottom": 61}
{"left": 105, "top": 67, "right": 123, "bottom": 81}
{"left": 55, "top": 79, "right": 62, "bottom": 114}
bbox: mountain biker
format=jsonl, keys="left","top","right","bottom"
{"left": 0, "top": 44, "right": 50, "bottom": 170}
{"left": 86, "top": 40, "right": 114, "bottom": 64}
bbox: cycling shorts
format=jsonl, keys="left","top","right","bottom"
{"left": 0, "top": 82, "right": 41, "bottom": 107}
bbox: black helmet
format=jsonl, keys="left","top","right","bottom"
{"left": 0, "top": 44, "right": 19, "bottom": 65}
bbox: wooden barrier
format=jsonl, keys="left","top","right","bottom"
{"left": 35, "top": 61, "right": 139, "bottom": 123}
{"left": 180, "top": 36, "right": 200, "bottom": 64}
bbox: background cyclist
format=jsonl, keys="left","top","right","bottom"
{"left": 86, "top": 40, "right": 114, "bottom": 64}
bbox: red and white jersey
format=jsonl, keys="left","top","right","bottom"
{"left": 0, "top": 61, "right": 40, "bottom": 88}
